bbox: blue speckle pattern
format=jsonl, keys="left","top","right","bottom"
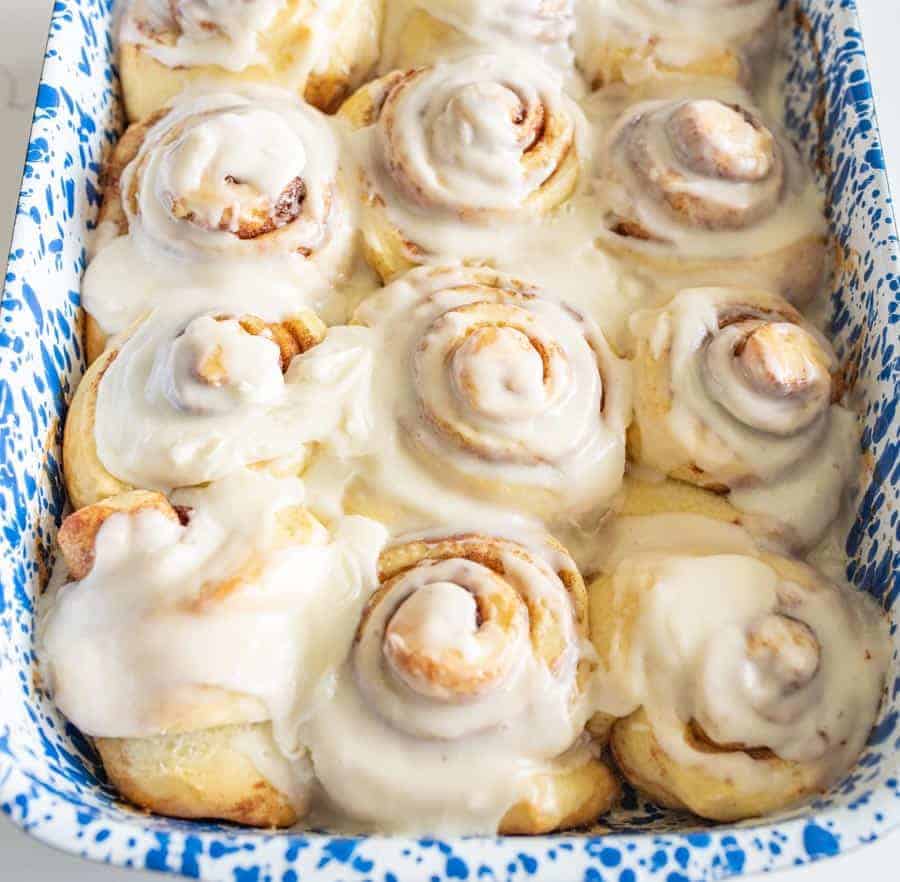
{"left": 0, "top": 1, "right": 898, "bottom": 880}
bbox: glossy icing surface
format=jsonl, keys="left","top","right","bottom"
{"left": 1, "top": 0, "right": 899, "bottom": 880}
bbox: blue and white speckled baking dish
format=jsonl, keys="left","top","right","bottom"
{"left": 1, "top": 1, "right": 898, "bottom": 879}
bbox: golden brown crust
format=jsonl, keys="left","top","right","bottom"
{"left": 609, "top": 708, "right": 819, "bottom": 822}
{"left": 64, "top": 311, "right": 325, "bottom": 511}
{"left": 57, "top": 490, "right": 178, "bottom": 579}
{"left": 588, "top": 479, "right": 827, "bottom": 821}
{"left": 378, "top": 532, "right": 589, "bottom": 630}
{"left": 119, "top": 0, "right": 384, "bottom": 121}
{"left": 63, "top": 346, "right": 134, "bottom": 512}
{"left": 96, "top": 724, "right": 301, "bottom": 828}
{"left": 337, "top": 68, "right": 580, "bottom": 282}
{"left": 499, "top": 758, "right": 621, "bottom": 834}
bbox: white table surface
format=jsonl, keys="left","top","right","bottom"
{"left": 0, "top": 1, "right": 897, "bottom": 879}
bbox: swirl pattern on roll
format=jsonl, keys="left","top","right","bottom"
{"left": 302, "top": 529, "right": 618, "bottom": 833}
{"left": 121, "top": 88, "right": 351, "bottom": 262}
{"left": 628, "top": 287, "right": 859, "bottom": 547}
{"left": 64, "top": 297, "right": 374, "bottom": 503}
{"left": 382, "top": 0, "right": 576, "bottom": 71}
{"left": 40, "top": 471, "right": 388, "bottom": 824}
{"left": 340, "top": 53, "right": 582, "bottom": 278}
{"left": 378, "top": 58, "right": 575, "bottom": 216}
{"left": 587, "top": 85, "right": 826, "bottom": 303}
{"left": 589, "top": 518, "right": 888, "bottom": 820}
{"left": 350, "top": 266, "right": 630, "bottom": 526}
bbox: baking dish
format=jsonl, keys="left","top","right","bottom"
{"left": 1, "top": 0, "right": 898, "bottom": 878}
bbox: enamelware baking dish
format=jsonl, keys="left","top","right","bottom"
{"left": 1, "top": 1, "right": 898, "bottom": 879}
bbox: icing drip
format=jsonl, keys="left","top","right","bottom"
{"left": 629, "top": 287, "right": 859, "bottom": 548}
{"left": 593, "top": 91, "right": 824, "bottom": 258}
{"left": 301, "top": 530, "right": 600, "bottom": 833}
{"left": 93, "top": 297, "right": 373, "bottom": 491}
{"left": 40, "top": 469, "right": 389, "bottom": 751}
{"left": 349, "top": 266, "right": 630, "bottom": 527}
{"left": 594, "top": 519, "right": 888, "bottom": 789}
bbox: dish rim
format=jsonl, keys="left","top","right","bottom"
{"left": 1, "top": 0, "right": 899, "bottom": 880}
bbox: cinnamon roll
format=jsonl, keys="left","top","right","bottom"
{"left": 345, "top": 266, "right": 630, "bottom": 530}
{"left": 40, "top": 471, "right": 389, "bottom": 826}
{"left": 119, "top": 0, "right": 384, "bottom": 121}
{"left": 63, "top": 304, "right": 374, "bottom": 510}
{"left": 575, "top": 0, "right": 778, "bottom": 88}
{"left": 381, "top": 0, "right": 575, "bottom": 72}
{"left": 627, "top": 286, "right": 860, "bottom": 549}
{"left": 338, "top": 53, "right": 581, "bottom": 281}
{"left": 588, "top": 504, "right": 888, "bottom": 821}
{"left": 302, "top": 530, "right": 619, "bottom": 833}
{"left": 83, "top": 87, "right": 354, "bottom": 363}
{"left": 592, "top": 86, "right": 826, "bottom": 304}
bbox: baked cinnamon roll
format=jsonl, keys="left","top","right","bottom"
{"left": 119, "top": 0, "right": 384, "bottom": 120}
{"left": 40, "top": 472, "right": 388, "bottom": 826}
{"left": 302, "top": 530, "right": 619, "bottom": 833}
{"left": 592, "top": 87, "right": 826, "bottom": 304}
{"left": 381, "top": 0, "right": 575, "bottom": 71}
{"left": 627, "top": 286, "right": 859, "bottom": 549}
{"left": 345, "top": 266, "right": 630, "bottom": 529}
{"left": 588, "top": 498, "right": 888, "bottom": 821}
{"left": 575, "top": 0, "right": 778, "bottom": 88}
{"left": 338, "top": 53, "right": 581, "bottom": 280}
{"left": 63, "top": 305, "right": 373, "bottom": 510}
{"left": 84, "top": 87, "right": 355, "bottom": 363}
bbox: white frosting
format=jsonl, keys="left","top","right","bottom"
{"left": 381, "top": 0, "right": 577, "bottom": 73}
{"left": 596, "top": 516, "right": 889, "bottom": 789}
{"left": 83, "top": 86, "right": 355, "bottom": 338}
{"left": 40, "top": 469, "right": 389, "bottom": 751}
{"left": 349, "top": 266, "right": 631, "bottom": 528}
{"left": 350, "top": 52, "right": 591, "bottom": 258}
{"left": 574, "top": 0, "right": 778, "bottom": 86}
{"left": 123, "top": 88, "right": 349, "bottom": 260}
{"left": 301, "top": 530, "right": 601, "bottom": 833}
{"left": 121, "top": 0, "right": 341, "bottom": 80}
{"left": 44, "top": 11, "right": 888, "bottom": 832}
{"left": 588, "top": 84, "right": 826, "bottom": 261}
{"left": 629, "top": 287, "right": 860, "bottom": 548}
{"left": 93, "top": 298, "right": 374, "bottom": 491}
